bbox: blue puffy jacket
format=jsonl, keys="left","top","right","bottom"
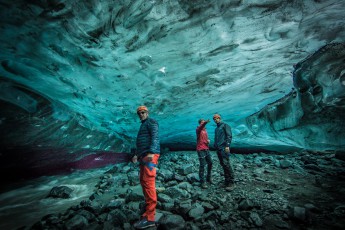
{"left": 214, "top": 122, "right": 232, "bottom": 150}
{"left": 136, "top": 117, "right": 160, "bottom": 156}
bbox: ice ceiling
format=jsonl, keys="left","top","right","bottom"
{"left": 0, "top": 0, "right": 345, "bottom": 154}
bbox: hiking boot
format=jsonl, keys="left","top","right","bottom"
{"left": 133, "top": 217, "right": 156, "bottom": 229}
{"left": 201, "top": 183, "right": 208, "bottom": 189}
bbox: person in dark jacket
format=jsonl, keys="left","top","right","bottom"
{"left": 132, "top": 106, "right": 160, "bottom": 229}
{"left": 213, "top": 114, "right": 235, "bottom": 191}
{"left": 196, "top": 119, "right": 212, "bottom": 189}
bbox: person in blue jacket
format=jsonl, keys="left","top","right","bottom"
{"left": 132, "top": 106, "right": 160, "bottom": 229}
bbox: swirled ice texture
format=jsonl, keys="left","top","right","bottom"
{"left": 0, "top": 0, "right": 344, "bottom": 156}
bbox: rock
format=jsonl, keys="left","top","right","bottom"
{"left": 176, "top": 199, "right": 192, "bottom": 215}
{"left": 304, "top": 203, "right": 321, "bottom": 213}
{"left": 188, "top": 204, "right": 204, "bottom": 219}
{"left": 199, "top": 220, "right": 217, "bottom": 229}
{"left": 155, "top": 212, "right": 164, "bottom": 222}
{"left": 201, "top": 202, "right": 215, "bottom": 211}
{"left": 158, "top": 193, "right": 172, "bottom": 203}
{"left": 159, "top": 214, "right": 186, "bottom": 230}
{"left": 304, "top": 164, "right": 321, "bottom": 171}
{"left": 166, "top": 180, "right": 178, "bottom": 187}
{"left": 18, "top": 150, "right": 345, "bottom": 230}
{"left": 156, "top": 187, "right": 166, "bottom": 193}
{"left": 123, "top": 222, "right": 131, "bottom": 230}
{"left": 274, "top": 159, "right": 281, "bottom": 167}
{"left": 262, "top": 189, "right": 274, "bottom": 193}
{"left": 161, "top": 202, "right": 175, "bottom": 211}
{"left": 106, "top": 209, "right": 127, "bottom": 225}
{"left": 292, "top": 206, "right": 306, "bottom": 222}
{"left": 178, "top": 164, "right": 194, "bottom": 175}
{"left": 301, "top": 155, "right": 317, "bottom": 165}
{"left": 274, "top": 220, "right": 290, "bottom": 229}
{"left": 122, "top": 166, "right": 131, "bottom": 173}
{"left": 177, "top": 181, "right": 193, "bottom": 191}
{"left": 174, "top": 174, "right": 185, "bottom": 182}
{"left": 335, "top": 150, "right": 345, "bottom": 161}
{"left": 186, "top": 173, "right": 199, "bottom": 183}
{"left": 164, "top": 186, "right": 191, "bottom": 199}
{"left": 185, "top": 222, "right": 200, "bottom": 230}
{"left": 65, "top": 214, "right": 88, "bottom": 230}
{"left": 250, "top": 212, "right": 263, "bottom": 227}
{"left": 238, "top": 199, "right": 254, "bottom": 211}
{"left": 89, "top": 193, "right": 101, "bottom": 201}
{"left": 254, "top": 158, "right": 263, "bottom": 167}
{"left": 42, "top": 213, "right": 61, "bottom": 225}
{"left": 47, "top": 186, "right": 73, "bottom": 199}
{"left": 125, "top": 185, "right": 144, "bottom": 202}
{"left": 127, "top": 171, "right": 140, "bottom": 185}
{"left": 279, "top": 160, "right": 292, "bottom": 169}
{"left": 158, "top": 168, "right": 174, "bottom": 181}
{"left": 171, "top": 156, "right": 179, "bottom": 163}
{"left": 126, "top": 201, "right": 140, "bottom": 212}
{"left": 107, "top": 198, "right": 125, "bottom": 210}
{"left": 77, "top": 209, "right": 95, "bottom": 221}
{"left": 203, "top": 211, "right": 219, "bottom": 222}
{"left": 334, "top": 205, "right": 345, "bottom": 217}
{"left": 99, "top": 181, "right": 108, "bottom": 188}
{"left": 218, "top": 211, "right": 230, "bottom": 224}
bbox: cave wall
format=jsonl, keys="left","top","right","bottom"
{"left": 246, "top": 43, "right": 345, "bottom": 151}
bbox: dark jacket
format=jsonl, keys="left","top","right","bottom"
{"left": 214, "top": 122, "right": 232, "bottom": 150}
{"left": 136, "top": 117, "right": 160, "bottom": 156}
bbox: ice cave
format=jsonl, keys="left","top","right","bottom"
{"left": 0, "top": 0, "right": 345, "bottom": 229}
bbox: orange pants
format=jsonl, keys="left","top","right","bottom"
{"left": 139, "top": 154, "right": 160, "bottom": 221}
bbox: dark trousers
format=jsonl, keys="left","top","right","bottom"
{"left": 197, "top": 150, "right": 212, "bottom": 183}
{"left": 216, "top": 149, "right": 234, "bottom": 184}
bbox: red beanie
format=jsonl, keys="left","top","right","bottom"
{"left": 137, "top": 105, "right": 148, "bottom": 113}
{"left": 213, "top": 114, "right": 221, "bottom": 119}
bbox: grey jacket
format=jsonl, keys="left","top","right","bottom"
{"left": 214, "top": 122, "right": 232, "bottom": 150}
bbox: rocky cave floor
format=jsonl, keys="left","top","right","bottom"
{"left": 26, "top": 150, "right": 345, "bottom": 230}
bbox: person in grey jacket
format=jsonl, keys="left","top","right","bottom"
{"left": 213, "top": 113, "right": 235, "bottom": 191}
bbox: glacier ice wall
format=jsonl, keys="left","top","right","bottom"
{"left": 247, "top": 43, "right": 345, "bottom": 151}
{"left": 0, "top": 0, "right": 344, "bottom": 156}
